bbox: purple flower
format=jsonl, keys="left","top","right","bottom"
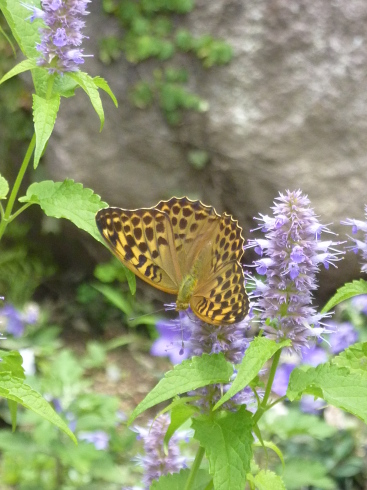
{"left": 328, "top": 321, "right": 359, "bottom": 354}
{"left": 301, "top": 345, "right": 328, "bottom": 366}
{"left": 78, "top": 430, "right": 110, "bottom": 450}
{"left": 351, "top": 295, "right": 367, "bottom": 314}
{"left": 187, "top": 315, "right": 250, "bottom": 365}
{"left": 133, "top": 414, "right": 185, "bottom": 487}
{"left": 0, "top": 305, "right": 24, "bottom": 337}
{"left": 342, "top": 206, "right": 367, "bottom": 272}
{"left": 0, "top": 303, "right": 39, "bottom": 337}
{"left": 247, "top": 190, "right": 343, "bottom": 352}
{"left": 22, "top": 0, "right": 91, "bottom": 74}
{"left": 272, "top": 363, "right": 296, "bottom": 397}
{"left": 300, "top": 395, "right": 324, "bottom": 414}
{"left": 150, "top": 318, "right": 190, "bottom": 364}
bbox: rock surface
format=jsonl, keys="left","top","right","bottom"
{"left": 45, "top": 0, "right": 367, "bottom": 296}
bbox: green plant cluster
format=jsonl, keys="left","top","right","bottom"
{"left": 0, "top": 311, "right": 140, "bottom": 489}
{"left": 100, "top": 0, "right": 233, "bottom": 124}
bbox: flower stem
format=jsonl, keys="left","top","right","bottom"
{"left": 183, "top": 445, "right": 205, "bottom": 490}
{"left": 0, "top": 133, "right": 36, "bottom": 241}
{"left": 252, "top": 348, "right": 282, "bottom": 425}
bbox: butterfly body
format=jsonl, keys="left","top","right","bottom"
{"left": 96, "top": 197, "right": 248, "bottom": 325}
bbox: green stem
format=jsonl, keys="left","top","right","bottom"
{"left": 0, "top": 133, "right": 36, "bottom": 241}
{"left": 7, "top": 202, "right": 34, "bottom": 222}
{"left": 252, "top": 348, "right": 282, "bottom": 425}
{"left": 184, "top": 445, "right": 205, "bottom": 490}
{"left": 0, "top": 74, "right": 56, "bottom": 242}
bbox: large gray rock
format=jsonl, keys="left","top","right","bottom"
{"left": 46, "top": 0, "right": 367, "bottom": 297}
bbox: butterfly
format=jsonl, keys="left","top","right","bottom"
{"left": 95, "top": 197, "right": 248, "bottom": 325}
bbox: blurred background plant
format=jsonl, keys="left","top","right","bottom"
{"left": 99, "top": 0, "right": 232, "bottom": 124}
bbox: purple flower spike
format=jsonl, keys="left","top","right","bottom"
{"left": 23, "top": 0, "right": 91, "bottom": 74}
{"left": 133, "top": 414, "right": 186, "bottom": 486}
{"left": 247, "top": 190, "right": 343, "bottom": 352}
{"left": 342, "top": 205, "right": 367, "bottom": 273}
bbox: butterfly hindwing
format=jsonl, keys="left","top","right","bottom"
{"left": 96, "top": 207, "right": 181, "bottom": 293}
{"left": 191, "top": 261, "right": 248, "bottom": 325}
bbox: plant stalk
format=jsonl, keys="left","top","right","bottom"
{"left": 183, "top": 445, "right": 205, "bottom": 490}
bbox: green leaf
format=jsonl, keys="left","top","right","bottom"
{"left": 93, "top": 76, "right": 118, "bottom": 107}
{"left": 32, "top": 94, "right": 61, "bottom": 168}
{"left": 19, "top": 179, "right": 108, "bottom": 242}
{"left": 66, "top": 71, "right": 105, "bottom": 130}
{"left": 163, "top": 402, "right": 197, "bottom": 451}
{"left": 287, "top": 362, "right": 367, "bottom": 423}
{"left": 322, "top": 279, "right": 367, "bottom": 313}
{"left": 247, "top": 470, "right": 286, "bottom": 490}
{"left": 150, "top": 469, "right": 211, "bottom": 489}
{"left": 0, "top": 372, "right": 76, "bottom": 443}
{"left": 193, "top": 407, "right": 253, "bottom": 490}
{"left": 0, "top": 58, "right": 37, "bottom": 85}
{"left": 253, "top": 441, "right": 285, "bottom": 470}
{"left": 214, "top": 337, "right": 290, "bottom": 410}
{"left": 0, "top": 350, "right": 25, "bottom": 379}
{"left": 7, "top": 399, "right": 18, "bottom": 431}
{"left": 333, "top": 341, "right": 367, "bottom": 374}
{"left": 128, "top": 353, "right": 233, "bottom": 425}
{"left": 92, "top": 283, "right": 133, "bottom": 315}
{"left": 0, "top": 174, "right": 9, "bottom": 200}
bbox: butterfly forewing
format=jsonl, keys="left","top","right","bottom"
{"left": 96, "top": 207, "right": 181, "bottom": 293}
{"left": 155, "top": 197, "right": 220, "bottom": 273}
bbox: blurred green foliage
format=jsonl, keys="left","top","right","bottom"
{"left": 100, "top": 0, "right": 233, "bottom": 124}
{"left": 0, "top": 321, "right": 140, "bottom": 488}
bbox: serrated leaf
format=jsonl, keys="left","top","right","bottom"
{"left": 247, "top": 470, "right": 286, "bottom": 490}
{"left": 287, "top": 362, "right": 367, "bottom": 423}
{"left": 150, "top": 468, "right": 211, "bottom": 489}
{"left": 0, "top": 58, "right": 37, "bottom": 85}
{"left": 333, "top": 341, "right": 367, "bottom": 373}
{"left": 19, "top": 179, "right": 108, "bottom": 242}
{"left": 128, "top": 353, "right": 233, "bottom": 425}
{"left": 193, "top": 407, "right": 253, "bottom": 490}
{"left": 33, "top": 94, "right": 60, "bottom": 168}
{"left": 93, "top": 76, "right": 118, "bottom": 107}
{"left": 0, "top": 174, "right": 9, "bottom": 199}
{"left": 214, "top": 337, "right": 290, "bottom": 410}
{"left": 66, "top": 71, "right": 105, "bottom": 130}
{"left": 163, "top": 402, "right": 197, "bottom": 450}
{"left": 322, "top": 279, "right": 367, "bottom": 313}
{"left": 0, "top": 372, "right": 76, "bottom": 442}
{"left": 0, "top": 350, "right": 25, "bottom": 379}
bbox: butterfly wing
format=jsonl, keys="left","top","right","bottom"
{"left": 155, "top": 197, "right": 220, "bottom": 273}
{"left": 96, "top": 207, "right": 182, "bottom": 293}
{"left": 190, "top": 213, "right": 248, "bottom": 325}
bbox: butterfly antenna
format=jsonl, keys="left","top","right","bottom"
{"left": 128, "top": 307, "right": 166, "bottom": 322}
